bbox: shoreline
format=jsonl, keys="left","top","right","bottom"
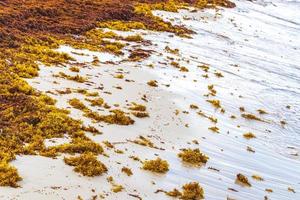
{"left": 1, "top": 0, "right": 300, "bottom": 199}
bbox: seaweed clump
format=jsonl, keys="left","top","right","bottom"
{"left": 0, "top": 74, "right": 91, "bottom": 184}
{"left": 142, "top": 158, "right": 169, "bottom": 173}
{"left": 132, "top": 111, "right": 149, "bottom": 118}
{"left": 129, "top": 103, "right": 149, "bottom": 118}
{"left": 56, "top": 72, "right": 87, "bottom": 83}
{"left": 257, "top": 109, "right": 268, "bottom": 114}
{"left": 49, "top": 137, "right": 104, "bottom": 155}
{"left": 178, "top": 148, "right": 209, "bottom": 165}
{"left": 85, "top": 109, "right": 135, "bottom": 125}
{"left": 69, "top": 98, "right": 87, "bottom": 110}
{"left": 68, "top": 98, "right": 134, "bottom": 125}
{"left": 112, "top": 184, "right": 124, "bottom": 193}
{"left": 147, "top": 80, "right": 158, "bottom": 87}
{"left": 129, "top": 103, "right": 146, "bottom": 111}
{"left": 130, "top": 135, "right": 161, "bottom": 149}
{"left": 236, "top": 173, "right": 251, "bottom": 187}
{"left": 181, "top": 182, "right": 204, "bottom": 199}
{"left": 206, "top": 99, "right": 221, "bottom": 109}
{"left": 121, "top": 167, "right": 133, "bottom": 176}
{"left": 0, "top": 163, "right": 22, "bottom": 188}
{"left": 125, "top": 34, "right": 144, "bottom": 42}
{"left": 85, "top": 97, "right": 104, "bottom": 107}
{"left": 64, "top": 152, "right": 107, "bottom": 177}
{"left": 164, "top": 182, "right": 204, "bottom": 199}
{"left": 208, "top": 126, "right": 219, "bottom": 133}
{"left": 241, "top": 113, "right": 263, "bottom": 121}
{"left": 243, "top": 132, "right": 256, "bottom": 139}
{"left": 252, "top": 174, "right": 264, "bottom": 181}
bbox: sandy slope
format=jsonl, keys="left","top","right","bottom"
{"left": 1, "top": 0, "right": 299, "bottom": 199}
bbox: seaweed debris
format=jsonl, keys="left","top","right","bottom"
{"left": 161, "top": 182, "right": 204, "bottom": 199}
{"left": 142, "top": 158, "right": 169, "bottom": 173}
{"left": 178, "top": 148, "right": 209, "bottom": 165}
{"left": 64, "top": 152, "right": 107, "bottom": 177}
{"left": 236, "top": 173, "right": 251, "bottom": 187}
{"left": 0, "top": 0, "right": 235, "bottom": 187}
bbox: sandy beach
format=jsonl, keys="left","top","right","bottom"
{"left": 0, "top": 0, "right": 299, "bottom": 199}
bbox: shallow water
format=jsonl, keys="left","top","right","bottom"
{"left": 153, "top": 0, "right": 300, "bottom": 158}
